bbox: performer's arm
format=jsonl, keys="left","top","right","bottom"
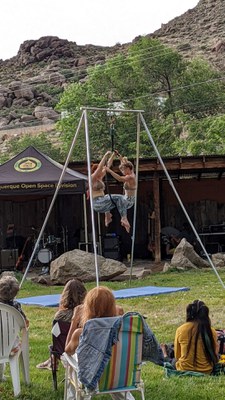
{"left": 114, "top": 150, "right": 128, "bottom": 164}
{"left": 107, "top": 151, "right": 116, "bottom": 168}
{"left": 92, "top": 151, "right": 111, "bottom": 178}
{"left": 106, "top": 167, "right": 126, "bottom": 182}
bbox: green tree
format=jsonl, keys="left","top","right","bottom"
{"left": 172, "top": 114, "right": 225, "bottom": 156}
{"left": 175, "top": 58, "right": 225, "bottom": 118}
{"left": 128, "top": 37, "right": 185, "bottom": 120}
{"left": 0, "top": 133, "right": 63, "bottom": 164}
{"left": 56, "top": 55, "right": 143, "bottom": 160}
{"left": 56, "top": 37, "right": 225, "bottom": 159}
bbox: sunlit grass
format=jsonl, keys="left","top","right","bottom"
{"left": 1, "top": 268, "right": 225, "bottom": 399}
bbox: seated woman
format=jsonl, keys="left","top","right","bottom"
{"left": 162, "top": 299, "right": 218, "bottom": 374}
{"left": 65, "top": 286, "right": 123, "bottom": 355}
{"left": 65, "top": 286, "right": 134, "bottom": 400}
{"left": 0, "top": 274, "right": 29, "bottom": 381}
{"left": 36, "top": 278, "right": 87, "bottom": 369}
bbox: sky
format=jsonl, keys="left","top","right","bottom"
{"left": 1, "top": 0, "right": 199, "bottom": 61}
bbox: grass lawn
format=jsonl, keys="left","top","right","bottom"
{"left": 1, "top": 267, "right": 225, "bottom": 399}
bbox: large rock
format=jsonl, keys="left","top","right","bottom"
{"left": 170, "top": 238, "right": 210, "bottom": 270}
{"left": 211, "top": 253, "right": 225, "bottom": 268}
{"left": 34, "top": 105, "right": 59, "bottom": 120}
{"left": 50, "top": 249, "right": 127, "bottom": 284}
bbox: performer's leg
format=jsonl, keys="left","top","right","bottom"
{"left": 121, "top": 216, "right": 130, "bottom": 233}
{"left": 105, "top": 212, "right": 112, "bottom": 227}
{"left": 110, "top": 195, "right": 131, "bottom": 233}
{"left": 93, "top": 195, "right": 115, "bottom": 214}
{"left": 92, "top": 196, "right": 115, "bottom": 227}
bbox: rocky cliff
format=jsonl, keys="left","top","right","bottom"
{"left": 150, "top": 0, "right": 225, "bottom": 71}
{"left": 0, "top": 0, "right": 224, "bottom": 151}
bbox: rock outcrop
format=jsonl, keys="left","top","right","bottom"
{"left": 169, "top": 238, "right": 210, "bottom": 270}
{"left": 150, "top": 0, "right": 225, "bottom": 71}
{"left": 50, "top": 249, "right": 127, "bottom": 284}
{"left": 0, "top": 0, "right": 225, "bottom": 152}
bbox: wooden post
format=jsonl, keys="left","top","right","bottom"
{"left": 153, "top": 172, "right": 161, "bottom": 263}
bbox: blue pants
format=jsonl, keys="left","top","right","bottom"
{"left": 93, "top": 195, "right": 135, "bottom": 218}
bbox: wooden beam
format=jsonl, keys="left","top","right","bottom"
{"left": 153, "top": 173, "right": 161, "bottom": 263}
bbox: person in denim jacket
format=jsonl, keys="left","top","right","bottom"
{"left": 65, "top": 286, "right": 163, "bottom": 400}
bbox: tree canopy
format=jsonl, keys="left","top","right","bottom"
{"left": 0, "top": 133, "right": 63, "bottom": 164}
{"left": 56, "top": 37, "right": 225, "bottom": 160}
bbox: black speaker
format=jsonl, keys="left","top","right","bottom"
{"left": 103, "top": 235, "right": 121, "bottom": 260}
{"left": 78, "top": 242, "right": 99, "bottom": 254}
{"left": 103, "top": 236, "right": 120, "bottom": 250}
{"left": 1, "top": 249, "right": 18, "bottom": 270}
{"left": 103, "top": 250, "right": 121, "bottom": 261}
{"left": 205, "top": 243, "right": 221, "bottom": 254}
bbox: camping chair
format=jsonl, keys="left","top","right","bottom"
{"left": 0, "top": 302, "right": 30, "bottom": 396}
{"left": 49, "top": 319, "right": 71, "bottom": 390}
{"left": 63, "top": 312, "right": 145, "bottom": 399}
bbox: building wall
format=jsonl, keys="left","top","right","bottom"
{"left": 161, "top": 178, "right": 225, "bottom": 231}
{"left": 0, "top": 176, "right": 224, "bottom": 261}
{"left": 0, "top": 194, "right": 84, "bottom": 257}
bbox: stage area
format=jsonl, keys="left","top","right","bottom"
{"left": 19, "top": 285, "right": 189, "bottom": 307}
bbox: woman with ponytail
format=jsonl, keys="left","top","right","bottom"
{"left": 174, "top": 300, "right": 218, "bottom": 373}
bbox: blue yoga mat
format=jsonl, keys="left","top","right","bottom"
{"left": 18, "top": 285, "right": 189, "bottom": 307}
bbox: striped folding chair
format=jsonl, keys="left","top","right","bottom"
{"left": 63, "top": 312, "right": 145, "bottom": 400}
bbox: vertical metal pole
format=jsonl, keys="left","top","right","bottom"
{"left": 97, "top": 213, "right": 102, "bottom": 255}
{"left": 140, "top": 112, "right": 225, "bottom": 289}
{"left": 153, "top": 173, "right": 161, "bottom": 263}
{"left": 20, "top": 111, "right": 85, "bottom": 288}
{"left": 129, "top": 113, "right": 141, "bottom": 284}
{"left": 82, "top": 193, "right": 88, "bottom": 252}
{"left": 83, "top": 109, "right": 99, "bottom": 287}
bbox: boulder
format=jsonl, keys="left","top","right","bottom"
{"left": 211, "top": 253, "right": 225, "bottom": 268}
{"left": 34, "top": 105, "right": 59, "bottom": 120}
{"left": 0, "top": 117, "right": 10, "bottom": 127}
{"left": 170, "top": 238, "right": 210, "bottom": 270}
{"left": 0, "top": 95, "right": 7, "bottom": 108}
{"left": 14, "top": 86, "right": 34, "bottom": 100}
{"left": 20, "top": 114, "right": 35, "bottom": 122}
{"left": 50, "top": 249, "right": 127, "bottom": 284}
{"left": 0, "top": 271, "right": 15, "bottom": 278}
{"left": 48, "top": 72, "right": 66, "bottom": 85}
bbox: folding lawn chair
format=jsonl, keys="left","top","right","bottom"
{"left": 0, "top": 302, "right": 30, "bottom": 397}
{"left": 49, "top": 319, "right": 71, "bottom": 390}
{"left": 63, "top": 312, "right": 145, "bottom": 399}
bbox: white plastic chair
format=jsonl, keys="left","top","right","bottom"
{"left": 0, "top": 302, "right": 30, "bottom": 396}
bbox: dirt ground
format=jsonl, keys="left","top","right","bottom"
{"left": 0, "top": 257, "right": 165, "bottom": 282}
{"left": 18, "top": 258, "right": 164, "bottom": 283}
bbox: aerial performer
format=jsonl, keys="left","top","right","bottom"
{"left": 106, "top": 150, "right": 136, "bottom": 233}
{"left": 90, "top": 150, "right": 136, "bottom": 233}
